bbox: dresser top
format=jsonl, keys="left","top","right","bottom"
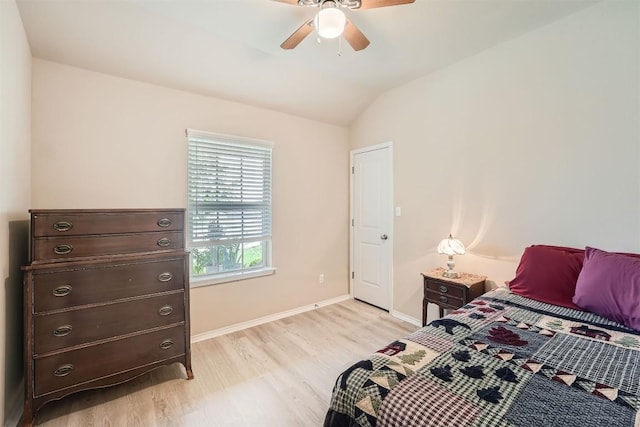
{"left": 30, "top": 208, "right": 185, "bottom": 214}
{"left": 422, "top": 268, "right": 487, "bottom": 287}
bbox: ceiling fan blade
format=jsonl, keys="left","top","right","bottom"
{"left": 281, "top": 19, "right": 314, "bottom": 49}
{"left": 272, "top": 0, "right": 300, "bottom": 5}
{"left": 357, "top": 0, "right": 415, "bottom": 10}
{"left": 343, "top": 19, "right": 370, "bottom": 51}
{"left": 342, "top": 19, "right": 369, "bottom": 51}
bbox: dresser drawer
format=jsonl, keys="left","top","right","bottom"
{"left": 32, "top": 231, "right": 184, "bottom": 262}
{"left": 34, "top": 325, "right": 186, "bottom": 397}
{"left": 32, "top": 210, "right": 184, "bottom": 238}
{"left": 33, "top": 257, "right": 186, "bottom": 313}
{"left": 34, "top": 292, "right": 185, "bottom": 355}
{"left": 425, "top": 290, "right": 464, "bottom": 309}
{"left": 425, "top": 280, "right": 465, "bottom": 298}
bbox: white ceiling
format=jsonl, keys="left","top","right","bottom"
{"left": 17, "top": 0, "right": 598, "bottom": 126}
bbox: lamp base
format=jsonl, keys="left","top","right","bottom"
{"left": 443, "top": 256, "right": 459, "bottom": 278}
{"left": 442, "top": 269, "right": 460, "bottom": 279}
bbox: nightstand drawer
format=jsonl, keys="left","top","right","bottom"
{"left": 425, "top": 281, "right": 465, "bottom": 298}
{"left": 425, "top": 290, "right": 464, "bottom": 308}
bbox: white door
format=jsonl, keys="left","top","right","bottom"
{"left": 351, "top": 144, "right": 393, "bottom": 310}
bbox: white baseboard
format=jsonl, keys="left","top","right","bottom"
{"left": 191, "top": 294, "right": 351, "bottom": 343}
{"left": 4, "top": 379, "right": 23, "bottom": 427}
{"left": 390, "top": 310, "right": 422, "bottom": 327}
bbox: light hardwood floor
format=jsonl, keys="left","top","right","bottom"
{"left": 33, "top": 299, "right": 417, "bottom": 426}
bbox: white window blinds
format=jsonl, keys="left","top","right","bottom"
{"left": 187, "top": 129, "right": 272, "bottom": 247}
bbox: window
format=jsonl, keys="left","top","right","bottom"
{"left": 187, "top": 129, "right": 273, "bottom": 285}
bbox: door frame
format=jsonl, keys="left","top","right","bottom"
{"left": 349, "top": 141, "right": 394, "bottom": 310}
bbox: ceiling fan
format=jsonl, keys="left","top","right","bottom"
{"left": 275, "top": 0, "right": 415, "bottom": 51}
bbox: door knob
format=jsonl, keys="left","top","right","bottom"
{"left": 380, "top": 234, "right": 388, "bottom": 240}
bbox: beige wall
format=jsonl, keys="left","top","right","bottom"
{"left": 350, "top": 0, "right": 640, "bottom": 322}
{"left": 0, "top": 1, "right": 32, "bottom": 426}
{"left": 31, "top": 59, "right": 350, "bottom": 335}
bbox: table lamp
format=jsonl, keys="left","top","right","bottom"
{"left": 437, "top": 234, "right": 465, "bottom": 278}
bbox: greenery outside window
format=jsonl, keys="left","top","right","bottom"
{"left": 187, "top": 129, "right": 273, "bottom": 285}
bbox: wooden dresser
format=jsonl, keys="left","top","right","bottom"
{"left": 22, "top": 209, "right": 193, "bottom": 427}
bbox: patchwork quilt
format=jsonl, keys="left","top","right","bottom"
{"left": 324, "top": 289, "right": 640, "bottom": 427}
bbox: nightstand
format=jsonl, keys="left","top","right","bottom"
{"left": 421, "top": 268, "right": 487, "bottom": 326}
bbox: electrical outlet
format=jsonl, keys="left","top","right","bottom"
{"left": 319, "top": 274, "right": 325, "bottom": 284}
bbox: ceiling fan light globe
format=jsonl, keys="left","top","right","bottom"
{"left": 315, "top": 8, "right": 346, "bottom": 39}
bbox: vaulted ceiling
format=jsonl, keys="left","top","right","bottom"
{"left": 17, "top": 0, "right": 598, "bottom": 125}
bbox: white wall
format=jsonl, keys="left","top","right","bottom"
{"left": 31, "top": 59, "right": 350, "bottom": 335}
{"left": 350, "top": 0, "right": 640, "bottom": 322}
{"left": 0, "top": 1, "right": 32, "bottom": 425}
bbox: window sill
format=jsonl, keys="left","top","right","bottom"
{"left": 190, "top": 267, "right": 277, "bottom": 288}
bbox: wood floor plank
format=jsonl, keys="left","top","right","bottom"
{"left": 32, "top": 299, "right": 417, "bottom": 426}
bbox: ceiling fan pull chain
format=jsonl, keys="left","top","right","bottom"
{"left": 338, "top": 36, "right": 342, "bottom": 56}
{"left": 317, "top": 9, "right": 322, "bottom": 43}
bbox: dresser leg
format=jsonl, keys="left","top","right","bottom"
{"left": 439, "top": 307, "right": 444, "bottom": 318}
{"left": 22, "top": 405, "right": 33, "bottom": 427}
{"left": 183, "top": 355, "right": 194, "bottom": 380}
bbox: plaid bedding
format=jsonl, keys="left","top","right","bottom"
{"left": 324, "top": 289, "right": 640, "bottom": 427}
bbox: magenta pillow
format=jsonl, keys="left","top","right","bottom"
{"left": 572, "top": 247, "right": 640, "bottom": 330}
{"left": 508, "top": 245, "right": 584, "bottom": 310}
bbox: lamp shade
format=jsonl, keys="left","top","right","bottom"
{"left": 314, "top": 7, "right": 346, "bottom": 39}
{"left": 437, "top": 234, "right": 466, "bottom": 256}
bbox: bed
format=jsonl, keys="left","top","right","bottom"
{"left": 324, "top": 245, "right": 640, "bottom": 426}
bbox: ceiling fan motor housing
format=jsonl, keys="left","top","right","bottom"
{"left": 298, "top": 0, "right": 362, "bottom": 9}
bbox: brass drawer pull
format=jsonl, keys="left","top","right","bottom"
{"left": 53, "top": 325, "right": 73, "bottom": 337}
{"left": 439, "top": 285, "right": 448, "bottom": 293}
{"left": 157, "top": 238, "right": 171, "bottom": 248}
{"left": 54, "top": 244, "right": 73, "bottom": 255}
{"left": 157, "top": 218, "right": 172, "bottom": 228}
{"left": 158, "top": 272, "right": 173, "bottom": 282}
{"left": 159, "top": 339, "right": 174, "bottom": 350}
{"left": 439, "top": 295, "right": 448, "bottom": 303}
{"left": 158, "top": 305, "right": 173, "bottom": 316}
{"left": 53, "top": 221, "right": 73, "bottom": 232}
{"left": 53, "top": 364, "right": 74, "bottom": 377}
{"left": 52, "top": 285, "right": 72, "bottom": 297}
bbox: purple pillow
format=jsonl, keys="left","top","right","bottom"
{"left": 572, "top": 247, "right": 640, "bottom": 330}
{"left": 508, "top": 245, "right": 584, "bottom": 310}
